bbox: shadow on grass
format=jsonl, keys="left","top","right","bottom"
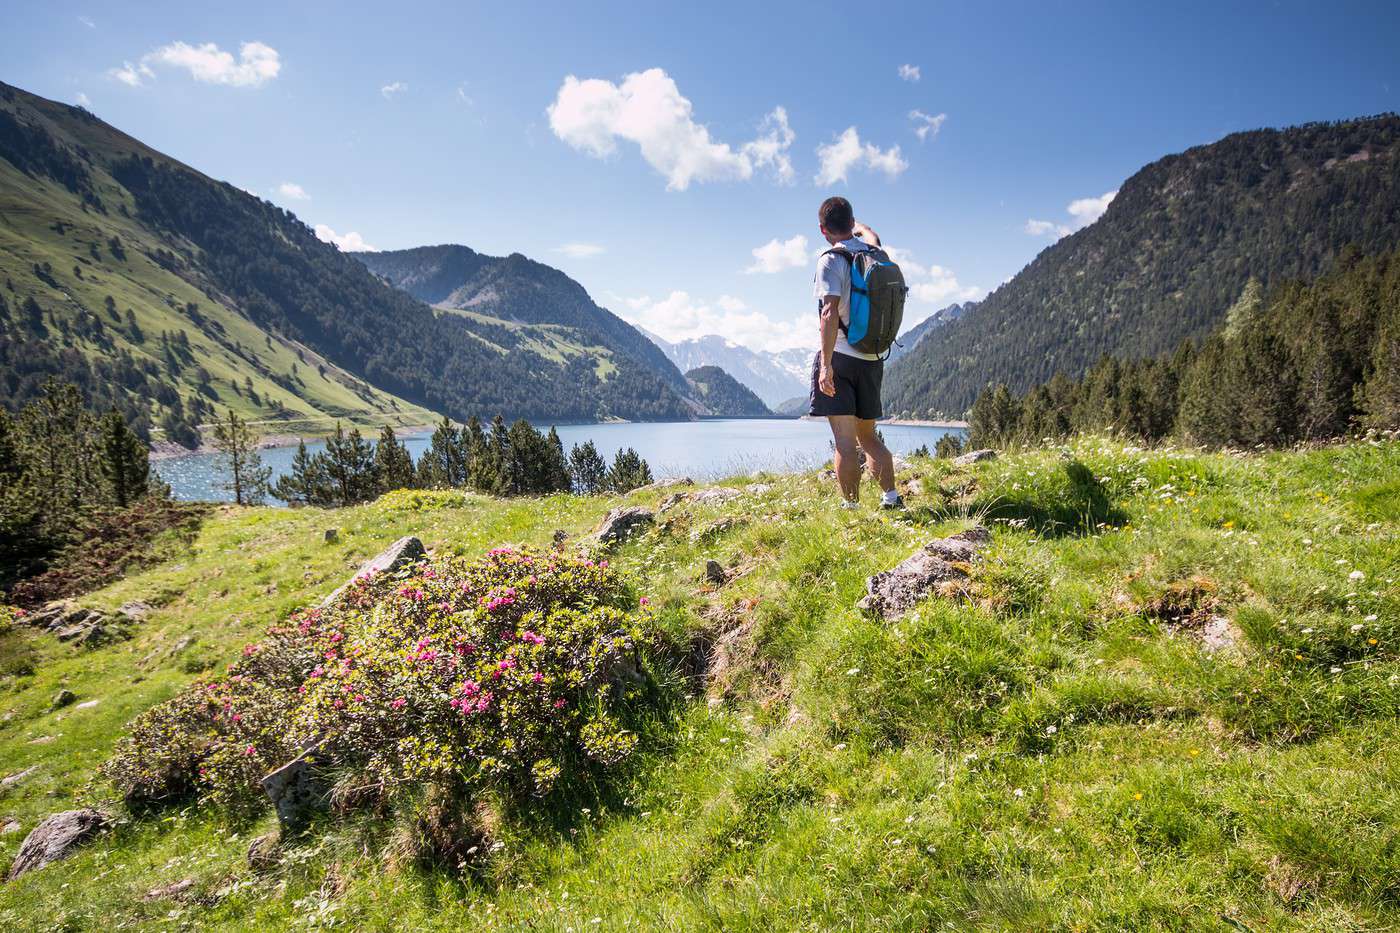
{"left": 972, "top": 460, "right": 1128, "bottom": 537}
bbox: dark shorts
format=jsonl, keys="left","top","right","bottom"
{"left": 808, "top": 351, "right": 883, "bottom": 420}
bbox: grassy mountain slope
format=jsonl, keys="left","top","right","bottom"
{"left": 886, "top": 114, "right": 1400, "bottom": 417}
{"left": 2, "top": 437, "right": 1399, "bottom": 928}
{"left": 0, "top": 82, "right": 691, "bottom": 434}
{"left": 684, "top": 364, "right": 772, "bottom": 416}
{"left": 358, "top": 245, "right": 692, "bottom": 397}
{"left": 0, "top": 88, "right": 435, "bottom": 440}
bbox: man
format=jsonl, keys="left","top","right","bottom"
{"left": 809, "top": 196, "right": 903, "bottom": 510}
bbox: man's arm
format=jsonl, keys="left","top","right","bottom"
{"left": 852, "top": 221, "right": 881, "bottom": 247}
{"left": 817, "top": 295, "right": 840, "bottom": 396}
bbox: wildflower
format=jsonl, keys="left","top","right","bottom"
{"left": 1013, "top": 788, "right": 1025, "bottom": 798}
{"left": 1369, "top": 638, "right": 1379, "bottom": 646}
{"left": 1133, "top": 792, "right": 1143, "bottom": 801}
{"left": 390, "top": 698, "right": 407, "bottom": 710}
{"left": 244, "top": 745, "right": 256, "bottom": 756}
{"left": 1349, "top": 570, "right": 1365, "bottom": 581}
{"left": 1189, "top": 748, "right": 1200, "bottom": 757}
{"left": 554, "top": 698, "right": 567, "bottom": 709}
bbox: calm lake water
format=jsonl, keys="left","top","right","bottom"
{"left": 155, "top": 418, "right": 964, "bottom": 503}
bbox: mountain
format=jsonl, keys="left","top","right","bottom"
{"left": 684, "top": 365, "right": 771, "bottom": 417}
{"left": 358, "top": 245, "right": 690, "bottom": 396}
{"left": 885, "top": 114, "right": 1400, "bottom": 417}
{"left": 644, "top": 332, "right": 812, "bottom": 407}
{"left": 0, "top": 82, "right": 691, "bottom": 446}
{"left": 885, "top": 301, "right": 974, "bottom": 364}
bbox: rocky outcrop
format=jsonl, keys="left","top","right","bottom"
{"left": 594, "top": 506, "right": 654, "bottom": 545}
{"left": 22, "top": 600, "right": 141, "bottom": 649}
{"left": 7, "top": 808, "right": 110, "bottom": 880}
{"left": 692, "top": 487, "right": 742, "bottom": 505}
{"left": 954, "top": 449, "right": 997, "bottom": 466}
{"left": 320, "top": 536, "right": 426, "bottom": 608}
{"left": 260, "top": 740, "right": 328, "bottom": 835}
{"left": 857, "top": 526, "right": 990, "bottom": 618}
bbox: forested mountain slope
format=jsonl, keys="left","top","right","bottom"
{"left": 886, "top": 114, "right": 1400, "bottom": 417}
{"left": 684, "top": 365, "right": 772, "bottom": 417}
{"left": 0, "top": 82, "right": 690, "bottom": 442}
{"left": 358, "top": 245, "right": 690, "bottom": 396}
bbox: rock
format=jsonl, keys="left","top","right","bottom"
{"left": 320, "top": 536, "right": 426, "bottom": 608}
{"left": 692, "top": 487, "right": 742, "bottom": 505}
{"left": 745, "top": 483, "right": 773, "bottom": 495}
{"left": 7, "top": 808, "right": 110, "bottom": 880}
{"left": 551, "top": 529, "right": 570, "bottom": 550}
{"left": 1, "top": 819, "right": 20, "bottom": 835}
{"left": 904, "top": 478, "right": 925, "bottom": 497}
{"left": 657, "top": 492, "right": 689, "bottom": 514}
{"left": 28, "top": 735, "right": 55, "bottom": 745}
{"left": 954, "top": 449, "right": 997, "bottom": 466}
{"left": 50, "top": 690, "right": 77, "bottom": 711}
{"left": 857, "top": 526, "right": 991, "bottom": 618}
{"left": 324, "top": 528, "right": 339, "bottom": 544}
{"left": 1199, "top": 617, "right": 1239, "bottom": 653}
{"left": 246, "top": 832, "right": 281, "bottom": 872}
{"left": 260, "top": 739, "right": 329, "bottom": 835}
{"left": 117, "top": 601, "right": 153, "bottom": 622}
{"left": 1, "top": 765, "right": 39, "bottom": 790}
{"left": 74, "top": 699, "right": 100, "bottom": 710}
{"left": 142, "top": 877, "right": 195, "bottom": 902}
{"left": 54, "top": 620, "right": 119, "bottom": 648}
{"left": 594, "top": 506, "right": 654, "bottom": 545}
{"left": 704, "top": 560, "right": 728, "bottom": 586}
{"left": 891, "top": 455, "right": 912, "bottom": 472}
{"left": 22, "top": 600, "right": 76, "bottom": 631}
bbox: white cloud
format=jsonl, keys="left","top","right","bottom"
{"left": 547, "top": 68, "right": 794, "bottom": 190}
{"left": 898, "top": 64, "right": 921, "bottom": 82}
{"left": 744, "top": 234, "right": 809, "bottom": 274}
{"left": 75, "top": 92, "right": 91, "bottom": 107}
{"left": 276, "top": 182, "right": 310, "bottom": 201}
{"left": 108, "top": 61, "right": 153, "bottom": 86}
{"left": 614, "top": 291, "right": 808, "bottom": 351}
{"left": 78, "top": 15, "right": 95, "bottom": 28}
{"left": 883, "top": 245, "right": 981, "bottom": 314}
{"left": 1025, "top": 189, "right": 1118, "bottom": 239}
{"left": 814, "top": 127, "right": 907, "bottom": 185}
{"left": 381, "top": 81, "right": 407, "bottom": 99}
{"left": 555, "top": 242, "right": 605, "bottom": 258}
{"left": 314, "top": 224, "right": 379, "bottom": 252}
{"left": 456, "top": 85, "right": 473, "bottom": 105}
{"left": 909, "top": 109, "right": 946, "bottom": 142}
{"left": 109, "top": 41, "right": 280, "bottom": 88}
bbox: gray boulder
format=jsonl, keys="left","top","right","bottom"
{"left": 117, "top": 601, "right": 153, "bottom": 622}
{"left": 594, "top": 506, "right": 654, "bottom": 545}
{"left": 692, "top": 487, "right": 742, "bottom": 505}
{"left": 7, "top": 808, "right": 110, "bottom": 879}
{"left": 260, "top": 740, "right": 328, "bottom": 835}
{"left": 50, "top": 690, "right": 77, "bottom": 711}
{"left": 657, "top": 492, "right": 689, "bottom": 514}
{"left": 857, "top": 526, "right": 990, "bottom": 618}
{"left": 1, "top": 765, "right": 39, "bottom": 791}
{"left": 953, "top": 449, "right": 997, "bottom": 466}
{"left": 320, "top": 536, "right": 426, "bottom": 608}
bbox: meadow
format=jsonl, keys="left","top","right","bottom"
{"left": 1, "top": 436, "right": 1397, "bottom": 931}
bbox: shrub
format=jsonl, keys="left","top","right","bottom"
{"left": 104, "top": 547, "right": 652, "bottom": 820}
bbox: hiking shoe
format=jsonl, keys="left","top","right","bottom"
{"left": 880, "top": 495, "right": 906, "bottom": 511}
{"left": 839, "top": 499, "right": 860, "bottom": 511}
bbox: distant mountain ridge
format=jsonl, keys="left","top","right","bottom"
{"left": 684, "top": 365, "right": 771, "bottom": 417}
{"left": 644, "top": 332, "right": 812, "bottom": 407}
{"left": 886, "top": 113, "right": 1400, "bottom": 417}
{"left": 885, "top": 302, "right": 974, "bottom": 364}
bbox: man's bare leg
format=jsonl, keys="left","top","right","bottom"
{"left": 855, "top": 418, "right": 896, "bottom": 495}
{"left": 827, "top": 415, "right": 862, "bottom": 502}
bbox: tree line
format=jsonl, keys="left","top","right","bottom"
{"left": 968, "top": 246, "right": 1400, "bottom": 449}
{"left": 1, "top": 379, "right": 160, "bottom": 590}
{"left": 216, "top": 413, "right": 655, "bottom": 507}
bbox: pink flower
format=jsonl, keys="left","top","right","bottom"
{"left": 333, "top": 698, "right": 344, "bottom": 709}
{"left": 520, "top": 631, "right": 545, "bottom": 646}
{"left": 498, "top": 658, "right": 517, "bottom": 670}
{"left": 244, "top": 745, "right": 256, "bottom": 756}
{"left": 231, "top": 713, "right": 242, "bottom": 723}
{"left": 553, "top": 698, "right": 567, "bottom": 709}
{"left": 460, "top": 680, "right": 481, "bottom": 697}
{"left": 391, "top": 698, "right": 407, "bottom": 710}
{"left": 639, "top": 596, "right": 650, "bottom": 606}
{"left": 532, "top": 672, "right": 544, "bottom": 683}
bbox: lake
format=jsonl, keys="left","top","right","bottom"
{"left": 155, "top": 418, "right": 965, "bottom": 503}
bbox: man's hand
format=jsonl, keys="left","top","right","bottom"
{"left": 818, "top": 360, "right": 836, "bottom": 397}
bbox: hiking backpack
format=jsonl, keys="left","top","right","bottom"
{"left": 823, "top": 245, "right": 908, "bottom": 357}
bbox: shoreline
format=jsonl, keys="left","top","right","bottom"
{"left": 879, "top": 418, "right": 969, "bottom": 429}
{"left": 149, "top": 423, "right": 435, "bottom": 461}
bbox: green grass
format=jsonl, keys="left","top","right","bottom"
{"left": 1, "top": 437, "right": 1398, "bottom": 930}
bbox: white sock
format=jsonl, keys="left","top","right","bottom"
{"left": 881, "top": 489, "right": 900, "bottom": 505}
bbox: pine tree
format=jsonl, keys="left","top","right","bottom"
{"left": 605, "top": 447, "right": 653, "bottom": 493}
{"left": 419, "top": 415, "right": 468, "bottom": 488}
{"left": 374, "top": 425, "right": 416, "bottom": 493}
{"left": 1359, "top": 298, "right": 1400, "bottom": 430}
{"left": 272, "top": 440, "right": 332, "bottom": 506}
{"left": 544, "top": 427, "right": 572, "bottom": 492}
{"left": 568, "top": 440, "right": 608, "bottom": 494}
{"left": 211, "top": 409, "right": 271, "bottom": 505}
{"left": 324, "top": 424, "right": 378, "bottom": 505}
{"left": 97, "top": 407, "right": 150, "bottom": 507}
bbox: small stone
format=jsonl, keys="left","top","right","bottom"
{"left": 50, "top": 690, "right": 77, "bottom": 711}
{"left": 657, "top": 492, "right": 689, "bottom": 514}
{"left": 1, "top": 765, "right": 40, "bottom": 790}
{"left": 143, "top": 877, "right": 195, "bottom": 901}
{"left": 7, "top": 808, "right": 110, "bottom": 879}
{"left": 117, "top": 601, "right": 153, "bottom": 622}
{"left": 552, "top": 529, "right": 570, "bottom": 550}
{"left": 692, "top": 487, "right": 742, "bottom": 505}
{"left": 594, "top": 507, "right": 655, "bottom": 545}
{"left": 953, "top": 449, "right": 997, "bottom": 466}
{"left": 74, "top": 699, "right": 100, "bottom": 710}
{"left": 247, "top": 832, "right": 281, "bottom": 872}
{"left": 324, "top": 529, "right": 339, "bottom": 544}
{"left": 744, "top": 483, "right": 773, "bottom": 495}
{"left": 858, "top": 526, "right": 990, "bottom": 618}
{"left": 705, "top": 560, "right": 727, "bottom": 586}
{"left": 904, "top": 478, "right": 925, "bottom": 497}
{"left": 320, "top": 536, "right": 426, "bottom": 608}
{"left": 1, "top": 819, "right": 20, "bottom": 835}
{"left": 28, "top": 735, "right": 56, "bottom": 745}
{"left": 261, "top": 739, "right": 328, "bottom": 835}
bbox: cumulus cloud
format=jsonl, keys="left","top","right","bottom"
{"left": 814, "top": 127, "right": 907, "bottom": 185}
{"left": 744, "top": 234, "right": 809, "bottom": 274}
{"left": 108, "top": 61, "right": 153, "bottom": 86}
{"left": 276, "top": 182, "right": 310, "bottom": 201}
{"left": 381, "top": 81, "right": 407, "bottom": 99}
{"left": 315, "top": 224, "right": 378, "bottom": 252}
{"left": 883, "top": 245, "right": 981, "bottom": 316}
{"left": 614, "top": 291, "right": 808, "bottom": 351}
{"left": 1025, "top": 189, "right": 1119, "bottom": 239}
{"left": 555, "top": 242, "right": 605, "bottom": 258}
{"left": 898, "top": 64, "right": 921, "bottom": 82}
{"left": 547, "top": 68, "right": 794, "bottom": 190}
{"left": 75, "top": 92, "right": 91, "bottom": 107}
{"left": 909, "top": 109, "right": 946, "bottom": 142}
{"left": 109, "top": 41, "right": 280, "bottom": 88}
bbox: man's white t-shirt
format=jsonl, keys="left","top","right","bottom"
{"left": 813, "top": 237, "right": 880, "bottom": 361}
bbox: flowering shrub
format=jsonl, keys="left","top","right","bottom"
{"left": 104, "top": 546, "right": 651, "bottom": 816}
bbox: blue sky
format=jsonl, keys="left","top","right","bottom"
{"left": 4, "top": 1, "right": 1398, "bottom": 351}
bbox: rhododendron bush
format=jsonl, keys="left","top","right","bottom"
{"left": 104, "top": 546, "right": 651, "bottom": 815}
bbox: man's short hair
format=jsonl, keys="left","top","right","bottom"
{"left": 819, "top": 196, "right": 854, "bottom": 236}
